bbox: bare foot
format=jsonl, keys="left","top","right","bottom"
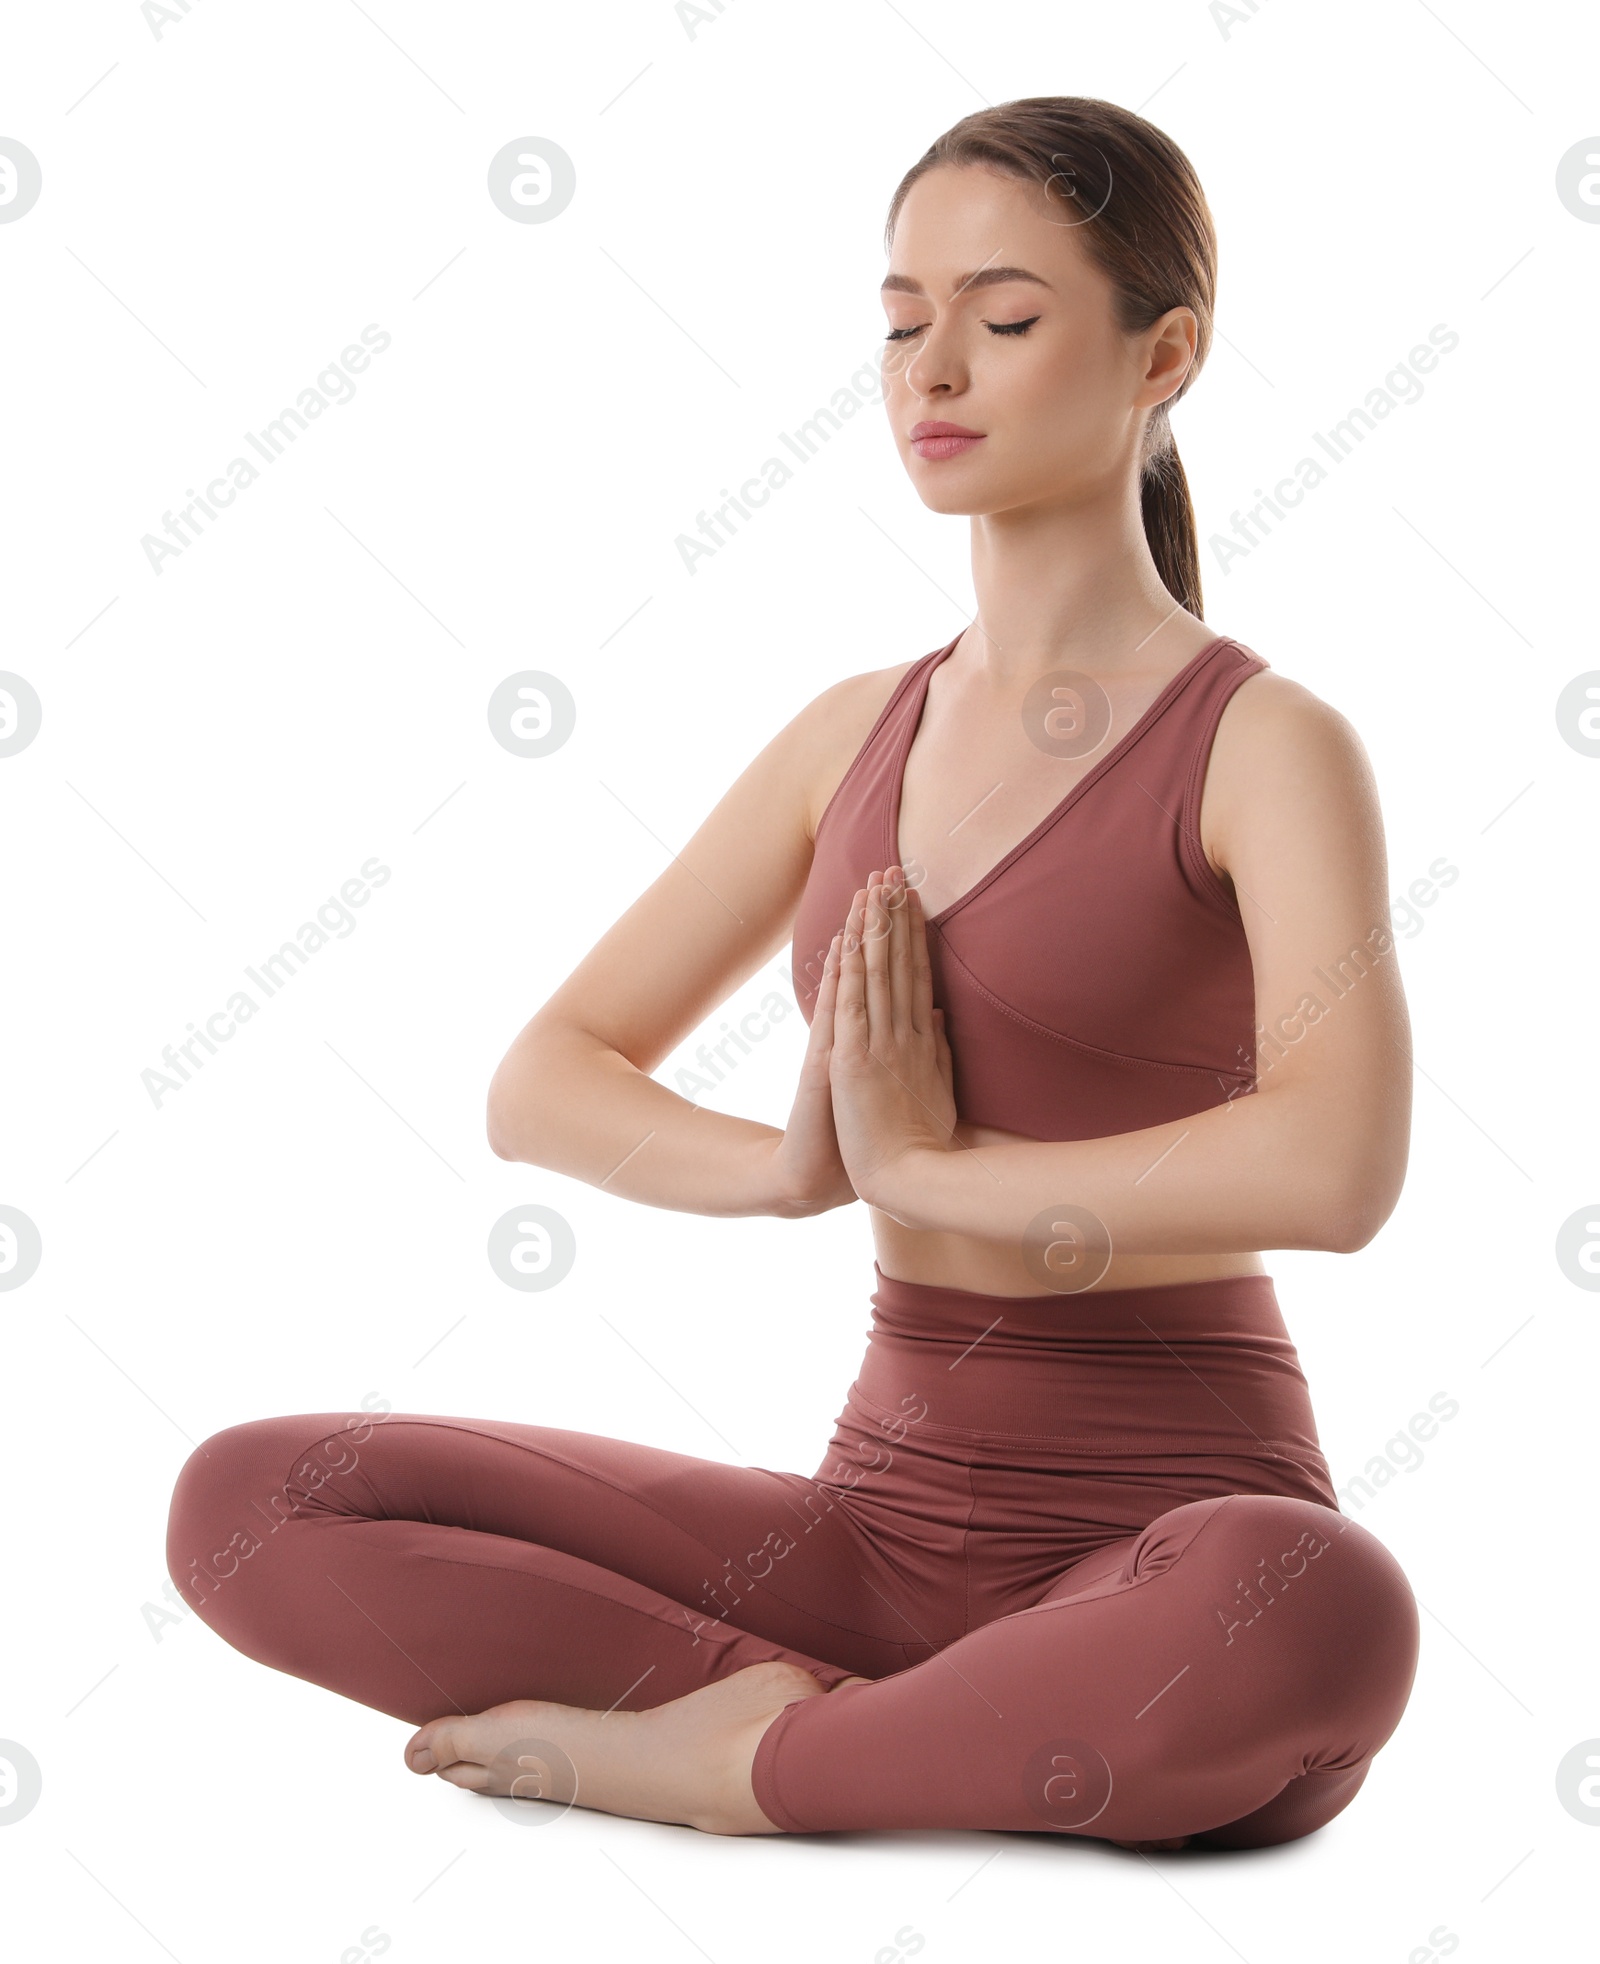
{"left": 404, "top": 1661, "right": 831, "bottom": 1835}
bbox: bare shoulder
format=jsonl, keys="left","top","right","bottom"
{"left": 781, "top": 655, "right": 922, "bottom": 838}
{"left": 1202, "top": 664, "right": 1385, "bottom": 873}
{"left": 1211, "top": 665, "right": 1379, "bottom": 801}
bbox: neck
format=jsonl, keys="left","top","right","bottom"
{"left": 960, "top": 481, "right": 1199, "bottom": 685}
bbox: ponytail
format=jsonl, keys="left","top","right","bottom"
{"left": 1140, "top": 409, "right": 1203, "bottom": 619}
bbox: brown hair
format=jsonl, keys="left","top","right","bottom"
{"left": 884, "top": 96, "right": 1218, "bottom": 619}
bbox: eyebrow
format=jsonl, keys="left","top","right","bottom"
{"left": 880, "top": 265, "right": 1054, "bottom": 298}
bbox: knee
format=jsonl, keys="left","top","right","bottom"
{"left": 1189, "top": 1493, "right": 1420, "bottom": 1735}
{"left": 165, "top": 1413, "right": 357, "bottom": 1619}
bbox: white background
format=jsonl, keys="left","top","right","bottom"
{"left": 2, "top": 1, "right": 1595, "bottom": 1958}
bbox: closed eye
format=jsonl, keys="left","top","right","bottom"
{"left": 884, "top": 316, "right": 1042, "bottom": 343}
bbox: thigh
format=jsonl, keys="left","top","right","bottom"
{"left": 169, "top": 1408, "right": 923, "bottom": 1674}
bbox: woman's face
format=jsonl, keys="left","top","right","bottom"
{"left": 881, "top": 163, "right": 1194, "bottom": 517}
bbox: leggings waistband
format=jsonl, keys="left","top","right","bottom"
{"left": 849, "top": 1265, "right": 1331, "bottom": 1464}
{"left": 867, "top": 1264, "right": 1290, "bottom": 1348}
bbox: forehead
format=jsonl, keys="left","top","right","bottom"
{"left": 884, "top": 166, "right": 1086, "bottom": 296}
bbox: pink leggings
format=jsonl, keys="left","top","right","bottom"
{"left": 165, "top": 1268, "right": 1419, "bottom": 1845}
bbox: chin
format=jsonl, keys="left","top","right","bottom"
{"left": 913, "top": 491, "right": 989, "bottom": 517}
{"left": 904, "top": 469, "right": 1006, "bottom": 517}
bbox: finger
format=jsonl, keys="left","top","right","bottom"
{"left": 841, "top": 886, "right": 868, "bottom": 989}
{"left": 835, "top": 895, "right": 868, "bottom": 1040}
{"left": 861, "top": 878, "right": 894, "bottom": 1040}
{"left": 885, "top": 866, "right": 914, "bottom": 1032}
{"left": 907, "top": 884, "right": 935, "bottom": 1036}
{"left": 815, "top": 929, "right": 843, "bottom": 1012}
{"left": 933, "top": 1005, "right": 955, "bottom": 1087}
{"left": 807, "top": 931, "right": 844, "bottom": 1060}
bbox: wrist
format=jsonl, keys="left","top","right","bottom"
{"left": 751, "top": 1130, "right": 843, "bottom": 1221}
{"left": 859, "top": 1143, "right": 948, "bottom": 1230}
{"left": 748, "top": 1131, "right": 805, "bottom": 1219}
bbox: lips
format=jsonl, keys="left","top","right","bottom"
{"left": 910, "top": 420, "right": 986, "bottom": 460}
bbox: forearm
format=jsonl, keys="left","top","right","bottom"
{"left": 878, "top": 1082, "right": 1394, "bottom": 1256}
{"left": 488, "top": 1022, "right": 799, "bottom": 1218}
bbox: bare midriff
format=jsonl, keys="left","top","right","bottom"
{"left": 868, "top": 1123, "right": 1268, "bottom": 1298}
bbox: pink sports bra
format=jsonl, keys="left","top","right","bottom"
{"left": 790, "top": 631, "right": 1270, "bottom": 1143}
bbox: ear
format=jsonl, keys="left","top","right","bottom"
{"left": 1139, "top": 304, "right": 1197, "bottom": 408}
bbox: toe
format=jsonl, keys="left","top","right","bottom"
{"left": 435, "top": 1758, "right": 496, "bottom": 1793}
{"left": 406, "top": 1718, "right": 467, "bottom": 1775}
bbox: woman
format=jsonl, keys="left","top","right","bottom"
{"left": 167, "top": 97, "right": 1420, "bottom": 1849}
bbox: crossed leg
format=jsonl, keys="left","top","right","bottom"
{"left": 746, "top": 1489, "right": 1420, "bottom": 1845}
{"left": 165, "top": 1410, "right": 922, "bottom": 1710}
{"left": 167, "top": 1411, "right": 1419, "bottom": 1845}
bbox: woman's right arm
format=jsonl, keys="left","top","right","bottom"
{"left": 485, "top": 664, "right": 903, "bottom": 1220}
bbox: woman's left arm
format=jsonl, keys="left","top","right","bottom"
{"left": 828, "top": 677, "right": 1414, "bottom": 1257}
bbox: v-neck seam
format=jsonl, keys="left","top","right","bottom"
{"left": 889, "top": 634, "right": 1238, "bottom": 929}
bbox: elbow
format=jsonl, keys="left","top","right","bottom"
{"left": 486, "top": 1062, "right": 538, "bottom": 1163}
{"left": 488, "top": 1013, "right": 614, "bottom": 1166}
{"left": 1267, "top": 1088, "right": 1408, "bottom": 1254}
{"left": 485, "top": 1095, "right": 518, "bottom": 1162}
{"left": 1320, "top": 1211, "right": 1380, "bottom": 1256}
{"left": 487, "top": 1080, "right": 543, "bottom": 1164}
{"left": 1311, "top": 1172, "right": 1399, "bottom": 1255}
{"left": 486, "top": 1015, "right": 564, "bottom": 1163}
